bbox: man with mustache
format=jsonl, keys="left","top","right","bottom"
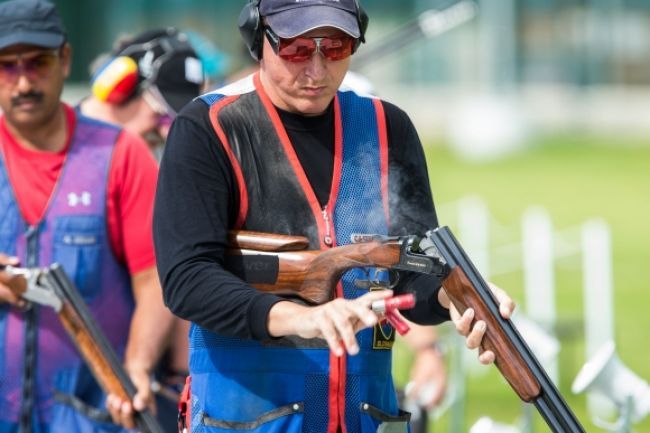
{"left": 0, "top": 1, "right": 173, "bottom": 432}
{"left": 154, "top": 1, "right": 515, "bottom": 432}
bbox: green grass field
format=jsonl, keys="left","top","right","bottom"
{"left": 393, "top": 134, "right": 650, "bottom": 432}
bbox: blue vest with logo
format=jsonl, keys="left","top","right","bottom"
{"left": 0, "top": 114, "right": 134, "bottom": 433}
{"left": 187, "top": 75, "right": 409, "bottom": 433}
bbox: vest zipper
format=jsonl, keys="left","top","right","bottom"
{"left": 322, "top": 205, "right": 333, "bottom": 247}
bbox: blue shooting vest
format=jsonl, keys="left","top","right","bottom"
{"left": 188, "top": 74, "right": 409, "bottom": 433}
{"left": 0, "top": 114, "right": 134, "bottom": 433}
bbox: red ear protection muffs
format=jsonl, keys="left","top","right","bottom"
{"left": 91, "top": 28, "right": 195, "bottom": 105}
{"left": 91, "top": 56, "right": 139, "bottom": 104}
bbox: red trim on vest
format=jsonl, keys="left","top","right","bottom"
{"left": 328, "top": 348, "right": 340, "bottom": 433}
{"left": 327, "top": 97, "right": 343, "bottom": 244}
{"left": 254, "top": 73, "right": 343, "bottom": 250}
{"left": 208, "top": 95, "right": 248, "bottom": 229}
{"left": 373, "top": 99, "right": 390, "bottom": 227}
{"left": 254, "top": 73, "right": 349, "bottom": 432}
{"left": 338, "top": 351, "right": 348, "bottom": 433}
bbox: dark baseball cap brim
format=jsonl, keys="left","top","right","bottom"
{"left": 156, "top": 89, "right": 197, "bottom": 114}
{"left": 153, "top": 54, "right": 203, "bottom": 115}
{"left": 265, "top": 5, "right": 360, "bottom": 39}
{"left": 0, "top": 30, "right": 64, "bottom": 50}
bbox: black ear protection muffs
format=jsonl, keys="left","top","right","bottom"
{"left": 91, "top": 28, "right": 194, "bottom": 104}
{"left": 238, "top": 0, "right": 369, "bottom": 61}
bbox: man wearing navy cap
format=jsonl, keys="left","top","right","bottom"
{"left": 154, "top": 1, "right": 515, "bottom": 432}
{"left": 0, "top": 1, "right": 173, "bottom": 432}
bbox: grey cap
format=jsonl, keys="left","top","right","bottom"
{"left": 0, "top": 0, "right": 66, "bottom": 51}
{"left": 260, "top": 0, "right": 360, "bottom": 39}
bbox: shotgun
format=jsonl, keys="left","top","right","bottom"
{"left": 0, "top": 264, "right": 164, "bottom": 433}
{"left": 226, "top": 226, "right": 585, "bottom": 432}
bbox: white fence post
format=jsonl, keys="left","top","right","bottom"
{"left": 457, "top": 196, "right": 491, "bottom": 278}
{"left": 521, "top": 206, "right": 559, "bottom": 384}
{"left": 581, "top": 218, "right": 616, "bottom": 419}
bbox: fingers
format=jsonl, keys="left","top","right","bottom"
{"left": 0, "top": 284, "right": 26, "bottom": 307}
{"left": 128, "top": 367, "right": 154, "bottom": 413}
{"left": 478, "top": 350, "right": 495, "bottom": 365}
{"left": 0, "top": 256, "right": 27, "bottom": 307}
{"left": 465, "top": 319, "right": 486, "bottom": 350}
{"left": 0, "top": 254, "right": 20, "bottom": 266}
{"left": 106, "top": 394, "right": 136, "bottom": 430}
{"left": 453, "top": 307, "right": 496, "bottom": 365}
{"left": 488, "top": 282, "right": 516, "bottom": 319}
{"left": 319, "top": 313, "right": 345, "bottom": 356}
{"left": 453, "top": 307, "right": 474, "bottom": 336}
{"left": 407, "top": 347, "right": 447, "bottom": 409}
{"left": 105, "top": 368, "right": 153, "bottom": 429}
{"left": 449, "top": 282, "right": 517, "bottom": 367}
{"left": 407, "top": 380, "right": 445, "bottom": 409}
{"left": 310, "top": 290, "right": 392, "bottom": 357}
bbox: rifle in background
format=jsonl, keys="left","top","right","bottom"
{"left": 2, "top": 264, "right": 164, "bottom": 433}
{"left": 351, "top": 0, "right": 478, "bottom": 70}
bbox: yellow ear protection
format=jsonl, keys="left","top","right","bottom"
{"left": 238, "top": 0, "right": 369, "bottom": 61}
{"left": 91, "top": 28, "right": 194, "bottom": 105}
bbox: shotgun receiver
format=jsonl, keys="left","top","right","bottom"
{"left": 1, "top": 264, "right": 164, "bottom": 433}
{"left": 227, "top": 226, "right": 585, "bottom": 432}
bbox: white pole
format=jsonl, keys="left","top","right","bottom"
{"left": 522, "top": 206, "right": 556, "bottom": 330}
{"left": 457, "top": 195, "right": 491, "bottom": 278}
{"left": 581, "top": 218, "right": 616, "bottom": 419}
{"left": 581, "top": 218, "right": 614, "bottom": 358}
{"left": 522, "top": 206, "right": 559, "bottom": 385}
{"left": 456, "top": 196, "right": 491, "bottom": 381}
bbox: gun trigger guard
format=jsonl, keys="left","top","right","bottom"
{"left": 354, "top": 268, "right": 399, "bottom": 290}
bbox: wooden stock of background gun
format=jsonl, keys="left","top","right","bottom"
{"left": 1, "top": 264, "right": 164, "bottom": 433}
{"left": 226, "top": 226, "right": 586, "bottom": 432}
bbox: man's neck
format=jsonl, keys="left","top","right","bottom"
{"left": 79, "top": 97, "right": 112, "bottom": 123}
{"left": 5, "top": 103, "right": 69, "bottom": 153}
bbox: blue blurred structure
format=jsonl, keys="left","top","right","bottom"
{"left": 183, "top": 29, "right": 230, "bottom": 87}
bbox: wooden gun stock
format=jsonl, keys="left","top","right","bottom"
{"left": 228, "top": 230, "right": 309, "bottom": 252}
{"left": 443, "top": 266, "right": 540, "bottom": 401}
{"left": 40, "top": 265, "right": 164, "bottom": 433}
{"left": 227, "top": 231, "right": 402, "bottom": 304}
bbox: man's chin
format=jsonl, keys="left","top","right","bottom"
{"left": 6, "top": 112, "right": 47, "bottom": 130}
{"left": 295, "top": 98, "right": 332, "bottom": 117}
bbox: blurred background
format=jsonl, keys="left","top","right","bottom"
{"left": 57, "top": 0, "right": 650, "bottom": 432}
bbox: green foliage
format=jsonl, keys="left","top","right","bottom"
{"left": 394, "top": 135, "right": 650, "bottom": 432}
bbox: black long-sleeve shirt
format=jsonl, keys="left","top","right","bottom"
{"left": 153, "top": 96, "right": 450, "bottom": 341}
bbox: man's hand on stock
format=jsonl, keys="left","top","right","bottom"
{"left": 438, "top": 282, "right": 516, "bottom": 365}
{"left": 105, "top": 364, "right": 155, "bottom": 430}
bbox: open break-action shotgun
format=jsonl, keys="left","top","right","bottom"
{"left": 1, "top": 263, "right": 164, "bottom": 433}
{"left": 226, "top": 226, "right": 585, "bottom": 433}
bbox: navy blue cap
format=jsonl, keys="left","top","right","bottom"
{"left": 260, "top": 0, "right": 360, "bottom": 39}
{"left": 0, "top": 0, "right": 66, "bottom": 51}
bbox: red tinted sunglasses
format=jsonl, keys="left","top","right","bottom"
{"left": 264, "top": 27, "right": 356, "bottom": 63}
{"left": 0, "top": 49, "right": 60, "bottom": 83}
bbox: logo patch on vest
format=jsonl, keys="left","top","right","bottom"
{"left": 67, "top": 192, "right": 92, "bottom": 207}
{"left": 369, "top": 285, "right": 395, "bottom": 350}
{"left": 372, "top": 318, "right": 395, "bottom": 350}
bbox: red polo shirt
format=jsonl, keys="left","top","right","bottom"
{"left": 0, "top": 104, "right": 157, "bottom": 274}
